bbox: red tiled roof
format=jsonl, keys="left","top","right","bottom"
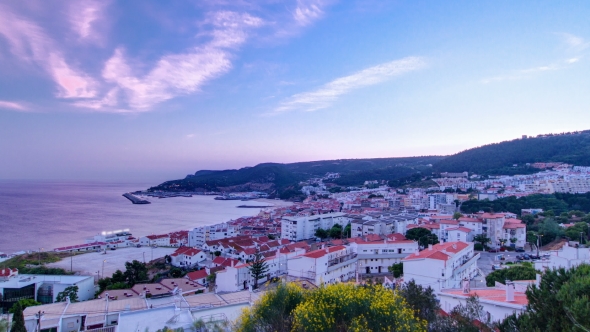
{"left": 303, "top": 245, "right": 346, "bottom": 259}
{"left": 444, "top": 289, "right": 528, "bottom": 306}
{"left": 186, "top": 269, "right": 208, "bottom": 281}
{"left": 447, "top": 227, "right": 472, "bottom": 233}
{"left": 0, "top": 268, "right": 17, "bottom": 277}
{"left": 403, "top": 241, "right": 471, "bottom": 261}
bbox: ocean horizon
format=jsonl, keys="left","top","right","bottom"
{"left": 0, "top": 179, "right": 266, "bottom": 254}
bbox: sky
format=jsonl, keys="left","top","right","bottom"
{"left": 1, "top": 0, "right": 590, "bottom": 183}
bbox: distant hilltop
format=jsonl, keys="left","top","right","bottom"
{"left": 149, "top": 130, "right": 590, "bottom": 198}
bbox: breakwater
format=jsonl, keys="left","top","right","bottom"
{"left": 122, "top": 193, "right": 151, "bottom": 204}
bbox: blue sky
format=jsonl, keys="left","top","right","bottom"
{"left": 1, "top": 0, "right": 590, "bottom": 182}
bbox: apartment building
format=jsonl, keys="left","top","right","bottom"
{"left": 281, "top": 212, "right": 350, "bottom": 241}
{"left": 403, "top": 241, "right": 479, "bottom": 291}
{"left": 288, "top": 246, "right": 357, "bottom": 285}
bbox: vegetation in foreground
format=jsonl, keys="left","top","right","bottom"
{"left": 236, "top": 281, "right": 495, "bottom": 332}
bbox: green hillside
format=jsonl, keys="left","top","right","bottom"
{"left": 150, "top": 130, "right": 590, "bottom": 195}
{"left": 433, "top": 131, "right": 590, "bottom": 174}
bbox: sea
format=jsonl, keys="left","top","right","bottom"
{"left": 0, "top": 180, "right": 269, "bottom": 254}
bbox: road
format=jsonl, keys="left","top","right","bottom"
{"left": 47, "top": 246, "right": 176, "bottom": 278}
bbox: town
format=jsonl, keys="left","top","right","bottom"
{"left": 2, "top": 163, "right": 590, "bottom": 331}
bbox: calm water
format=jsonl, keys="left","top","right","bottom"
{"left": 0, "top": 180, "right": 266, "bottom": 253}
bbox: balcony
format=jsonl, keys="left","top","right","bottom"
{"left": 453, "top": 253, "right": 480, "bottom": 275}
{"left": 327, "top": 253, "right": 358, "bottom": 272}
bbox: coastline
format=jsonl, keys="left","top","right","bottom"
{"left": 251, "top": 198, "right": 294, "bottom": 207}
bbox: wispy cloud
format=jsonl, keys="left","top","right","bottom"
{"left": 481, "top": 58, "right": 581, "bottom": 84}
{"left": 92, "top": 11, "right": 264, "bottom": 111}
{"left": 293, "top": 0, "right": 326, "bottom": 26}
{"left": 0, "top": 100, "right": 27, "bottom": 111}
{"left": 0, "top": 1, "right": 335, "bottom": 113}
{"left": 0, "top": 4, "right": 97, "bottom": 99}
{"left": 271, "top": 57, "right": 426, "bottom": 114}
{"left": 69, "top": 0, "right": 108, "bottom": 41}
{"left": 558, "top": 32, "right": 589, "bottom": 50}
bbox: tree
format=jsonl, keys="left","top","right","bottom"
{"left": 406, "top": 228, "right": 439, "bottom": 247}
{"left": 473, "top": 234, "right": 491, "bottom": 248}
{"left": 0, "top": 319, "right": 7, "bottom": 332}
{"left": 170, "top": 267, "right": 182, "bottom": 278}
{"left": 248, "top": 251, "right": 269, "bottom": 289}
{"left": 521, "top": 214, "right": 536, "bottom": 225}
{"left": 449, "top": 296, "right": 493, "bottom": 332}
{"left": 397, "top": 280, "right": 439, "bottom": 327}
{"left": 124, "top": 260, "right": 148, "bottom": 286}
{"left": 499, "top": 264, "right": 590, "bottom": 332}
{"left": 56, "top": 285, "right": 79, "bottom": 302}
{"left": 314, "top": 228, "right": 328, "bottom": 240}
{"left": 291, "top": 283, "right": 426, "bottom": 331}
{"left": 388, "top": 263, "right": 403, "bottom": 278}
{"left": 329, "top": 224, "right": 343, "bottom": 239}
{"left": 214, "top": 251, "right": 222, "bottom": 257}
{"left": 10, "top": 302, "right": 26, "bottom": 332}
{"left": 343, "top": 223, "right": 351, "bottom": 238}
{"left": 236, "top": 283, "right": 307, "bottom": 332}
{"left": 537, "top": 218, "right": 564, "bottom": 245}
{"left": 485, "top": 265, "right": 536, "bottom": 287}
{"left": 453, "top": 212, "right": 463, "bottom": 220}
{"left": 164, "top": 255, "right": 172, "bottom": 264}
{"left": 9, "top": 299, "right": 41, "bottom": 313}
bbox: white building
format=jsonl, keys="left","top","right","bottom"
{"left": 403, "top": 241, "right": 479, "bottom": 291}
{"left": 287, "top": 245, "right": 357, "bottom": 286}
{"left": 188, "top": 222, "right": 239, "bottom": 248}
{"left": 169, "top": 247, "right": 207, "bottom": 268}
{"left": 0, "top": 271, "right": 95, "bottom": 313}
{"left": 281, "top": 212, "right": 350, "bottom": 241}
{"left": 216, "top": 251, "right": 293, "bottom": 293}
{"left": 349, "top": 234, "right": 419, "bottom": 275}
{"left": 139, "top": 234, "right": 171, "bottom": 247}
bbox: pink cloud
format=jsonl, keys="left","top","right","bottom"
{"left": 69, "top": 0, "right": 108, "bottom": 41}
{"left": 0, "top": 100, "right": 27, "bottom": 111}
{"left": 99, "top": 11, "right": 263, "bottom": 110}
{"left": 0, "top": 4, "right": 97, "bottom": 99}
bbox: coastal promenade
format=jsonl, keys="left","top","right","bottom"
{"left": 46, "top": 246, "right": 176, "bottom": 278}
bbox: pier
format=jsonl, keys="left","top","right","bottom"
{"left": 122, "top": 193, "right": 151, "bottom": 204}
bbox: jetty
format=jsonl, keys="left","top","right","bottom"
{"left": 237, "top": 205, "right": 274, "bottom": 208}
{"left": 122, "top": 193, "right": 151, "bottom": 204}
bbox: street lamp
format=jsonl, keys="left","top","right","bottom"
{"left": 536, "top": 234, "right": 543, "bottom": 257}
{"left": 102, "top": 260, "right": 106, "bottom": 279}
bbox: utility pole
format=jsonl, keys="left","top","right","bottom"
{"left": 70, "top": 255, "right": 73, "bottom": 273}
{"left": 102, "top": 260, "right": 106, "bottom": 279}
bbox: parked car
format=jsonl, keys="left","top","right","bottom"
{"left": 529, "top": 255, "right": 540, "bottom": 260}
{"left": 492, "top": 264, "right": 502, "bottom": 270}
{"left": 515, "top": 247, "right": 525, "bottom": 252}
{"left": 488, "top": 248, "right": 500, "bottom": 253}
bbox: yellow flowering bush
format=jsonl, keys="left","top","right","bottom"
{"left": 291, "top": 283, "right": 426, "bottom": 332}
{"left": 236, "top": 282, "right": 426, "bottom": 332}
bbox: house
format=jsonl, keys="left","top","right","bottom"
{"left": 139, "top": 234, "right": 170, "bottom": 247}
{"left": 169, "top": 247, "right": 207, "bottom": 268}
{"left": 186, "top": 269, "right": 209, "bottom": 286}
{"left": 403, "top": 241, "right": 479, "bottom": 291}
